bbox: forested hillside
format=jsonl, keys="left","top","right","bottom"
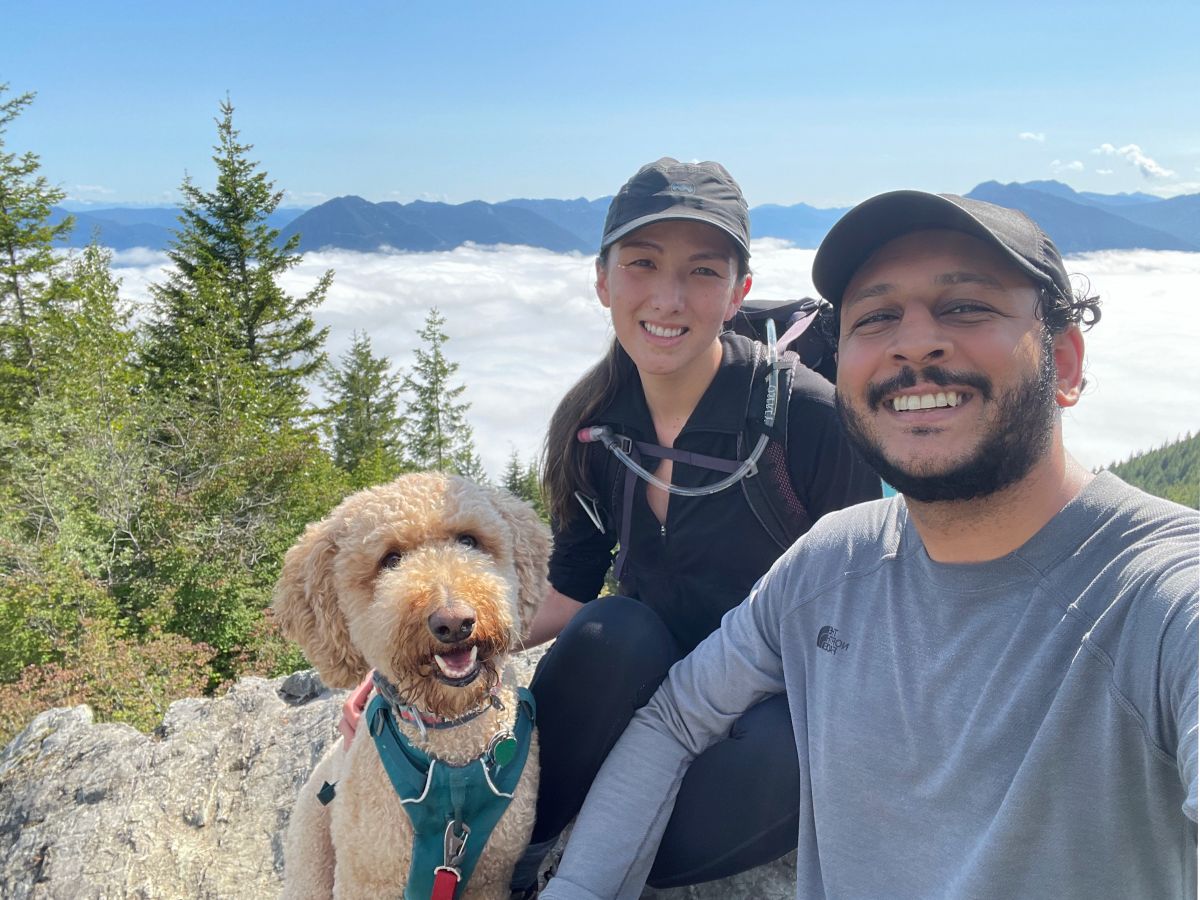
{"left": 1106, "top": 434, "right": 1199, "bottom": 509}
{"left": 0, "top": 88, "right": 540, "bottom": 745}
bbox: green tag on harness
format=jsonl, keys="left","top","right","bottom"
{"left": 489, "top": 732, "right": 517, "bottom": 768}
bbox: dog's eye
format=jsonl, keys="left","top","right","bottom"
{"left": 380, "top": 551, "right": 404, "bottom": 570}
{"left": 455, "top": 534, "right": 478, "bottom": 550}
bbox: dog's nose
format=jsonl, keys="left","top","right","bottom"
{"left": 427, "top": 605, "right": 476, "bottom": 644}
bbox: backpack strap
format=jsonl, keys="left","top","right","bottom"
{"left": 740, "top": 345, "right": 812, "bottom": 551}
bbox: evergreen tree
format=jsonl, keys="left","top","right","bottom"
{"left": 0, "top": 84, "right": 73, "bottom": 414}
{"left": 400, "top": 308, "right": 485, "bottom": 480}
{"left": 1108, "top": 433, "right": 1199, "bottom": 508}
{"left": 130, "top": 99, "right": 347, "bottom": 668}
{"left": 143, "top": 97, "right": 330, "bottom": 421}
{"left": 322, "top": 331, "right": 406, "bottom": 486}
{"left": 501, "top": 448, "right": 546, "bottom": 519}
{"left": 501, "top": 450, "right": 524, "bottom": 495}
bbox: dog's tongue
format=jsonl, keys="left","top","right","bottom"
{"left": 440, "top": 647, "right": 474, "bottom": 669}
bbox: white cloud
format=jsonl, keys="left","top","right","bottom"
{"left": 1092, "top": 143, "right": 1176, "bottom": 178}
{"left": 283, "top": 190, "right": 329, "bottom": 205}
{"left": 1095, "top": 169, "right": 1114, "bottom": 176}
{"left": 1051, "top": 159, "right": 1085, "bottom": 173}
{"left": 1018, "top": 132, "right": 1046, "bottom": 143}
{"left": 387, "top": 190, "right": 451, "bottom": 203}
{"left": 66, "top": 184, "right": 117, "bottom": 203}
{"left": 1059, "top": 249, "right": 1200, "bottom": 467}
{"left": 1144, "top": 181, "right": 1200, "bottom": 198}
{"left": 107, "top": 244, "right": 1200, "bottom": 479}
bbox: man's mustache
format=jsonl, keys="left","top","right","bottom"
{"left": 865, "top": 366, "right": 994, "bottom": 411}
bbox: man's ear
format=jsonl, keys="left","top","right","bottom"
{"left": 1053, "top": 325, "right": 1085, "bottom": 408}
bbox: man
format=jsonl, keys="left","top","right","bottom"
{"left": 539, "top": 191, "right": 1198, "bottom": 899}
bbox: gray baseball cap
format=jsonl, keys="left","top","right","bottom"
{"left": 812, "top": 190, "right": 1070, "bottom": 307}
{"left": 601, "top": 157, "right": 751, "bottom": 258}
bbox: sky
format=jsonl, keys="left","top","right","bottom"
{"left": 108, "top": 244, "right": 1200, "bottom": 480}
{"left": 7, "top": 0, "right": 1200, "bottom": 209}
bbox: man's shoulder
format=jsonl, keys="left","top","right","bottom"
{"left": 1075, "top": 473, "right": 1198, "bottom": 575}
{"left": 1052, "top": 473, "right": 1197, "bottom": 646}
{"left": 776, "top": 495, "right": 907, "bottom": 581}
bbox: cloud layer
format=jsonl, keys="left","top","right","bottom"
{"left": 108, "top": 244, "right": 1200, "bottom": 480}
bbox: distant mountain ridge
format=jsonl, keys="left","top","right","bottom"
{"left": 48, "top": 207, "right": 304, "bottom": 252}
{"left": 964, "top": 182, "right": 1198, "bottom": 253}
{"left": 51, "top": 181, "right": 1200, "bottom": 255}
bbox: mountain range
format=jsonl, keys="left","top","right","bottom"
{"left": 49, "top": 181, "right": 1200, "bottom": 255}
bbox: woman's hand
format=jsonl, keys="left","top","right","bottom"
{"left": 339, "top": 671, "right": 375, "bottom": 750}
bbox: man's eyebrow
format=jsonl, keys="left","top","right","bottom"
{"left": 842, "top": 282, "right": 894, "bottom": 309}
{"left": 935, "top": 271, "right": 1004, "bottom": 289}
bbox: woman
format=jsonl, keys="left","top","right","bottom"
{"left": 513, "top": 158, "right": 880, "bottom": 894}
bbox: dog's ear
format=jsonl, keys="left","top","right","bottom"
{"left": 272, "top": 510, "right": 369, "bottom": 689}
{"left": 490, "top": 489, "right": 551, "bottom": 634}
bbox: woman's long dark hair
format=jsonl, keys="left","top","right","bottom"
{"left": 541, "top": 335, "right": 636, "bottom": 526}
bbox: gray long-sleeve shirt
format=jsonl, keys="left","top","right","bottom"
{"left": 542, "top": 473, "right": 1199, "bottom": 899}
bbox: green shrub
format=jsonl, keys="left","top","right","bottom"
{"left": 0, "top": 618, "right": 215, "bottom": 746}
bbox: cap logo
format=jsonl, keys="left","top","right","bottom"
{"left": 666, "top": 181, "right": 696, "bottom": 194}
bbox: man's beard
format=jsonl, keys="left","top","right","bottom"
{"left": 836, "top": 339, "right": 1059, "bottom": 503}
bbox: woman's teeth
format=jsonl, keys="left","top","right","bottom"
{"left": 643, "top": 322, "right": 685, "bottom": 338}
{"left": 891, "top": 391, "right": 960, "bottom": 412}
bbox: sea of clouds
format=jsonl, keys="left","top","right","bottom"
{"left": 108, "top": 243, "right": 1200, "bottom": 481}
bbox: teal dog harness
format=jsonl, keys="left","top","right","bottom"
{"left": 366, "top": 687, "right": 536, "bottom": 900}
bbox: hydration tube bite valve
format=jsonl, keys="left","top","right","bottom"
{"left": 577, "top": 319, "right": 784, "bottom": 499}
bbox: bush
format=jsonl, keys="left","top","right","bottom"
{"left": 0, "top": 539, "right": 118, "bottom": 681}
{"left": 0, "top": 618, "right": 215, "bottom": 747}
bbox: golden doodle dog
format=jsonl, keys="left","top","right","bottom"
{"left": 273, "top": 472, "right": 548, "bottom": 899}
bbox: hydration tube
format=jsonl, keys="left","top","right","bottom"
{"left": 577, "top": 319, "right": 784, "bottom": 499}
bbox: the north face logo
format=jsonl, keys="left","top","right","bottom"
{"left": 817, "top": 625, "right": 849, "bottom": 655}
{"left": 667, "top": 181, "right": 695, "bottom": 194}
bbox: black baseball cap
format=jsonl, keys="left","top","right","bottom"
{"left": 812, "top": 190, "right": 1070, "bottom": 307}
{"left": 600, "top": 157, "right": 751, "bottom": 258}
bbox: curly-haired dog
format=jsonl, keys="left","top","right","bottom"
{"left": 273, "top": 472, "right": 549, "bottom": 899}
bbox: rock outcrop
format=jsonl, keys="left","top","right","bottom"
{"left": 0, "top": 659, "right": 795, "bottom": 899}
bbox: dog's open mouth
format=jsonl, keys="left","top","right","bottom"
{"left": 432, "top": 644, "right": 482, "bottom": 686}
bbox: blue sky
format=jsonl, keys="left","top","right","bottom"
{"left": 7, "top": 0, "right": 1198, "bottom": 208}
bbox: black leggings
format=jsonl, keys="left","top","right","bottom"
{"left": 529, "top": 595, "right": 801, "bottom": 888}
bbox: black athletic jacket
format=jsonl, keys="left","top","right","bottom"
{"left": 548, "top": 333, "right": 881, "bottom": 654}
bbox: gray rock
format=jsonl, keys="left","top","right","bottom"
{"left": 0, "top": 675, "right": 339, "bottom": 899}
{"left": 0, "top": 652, "right": 795, "bottom": 899}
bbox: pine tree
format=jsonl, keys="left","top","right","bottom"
{"left": 501, "top": 449, "right": 545, "bottom": 519}
{"left": 400, "top": 308, "right": 485, "bottom": 480}
{"left": 0, "top": 85, "right": 74, "bottom": 414}
{"left": 130, "top": 99, "right": 347, "bottom": 665}
{"left": 143, "top": 97, "right": 330, "bottom": 421}
{"left": 322, "top": 331, "right": 406, "bottom": 486}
